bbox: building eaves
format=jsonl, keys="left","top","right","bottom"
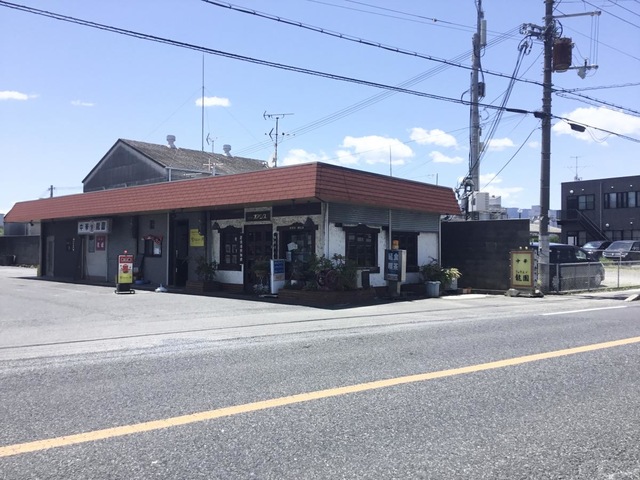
{"left": 6, "top": 163, "right": 459, "bottom": 223}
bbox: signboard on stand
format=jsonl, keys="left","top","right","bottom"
{"left": 384, "top": 249, "right": 406, "bottom": 282}
{"left": 270, "top": 259, "right": 286, "bottom": 294}
{"left": 115, "top": 251, "right": 136, "bottom": 294}
{"left": 510, "top": 250, "right": 534, "bottom": 289}
{"left": 117, "top": 253, "right": 134, "bottom": 284}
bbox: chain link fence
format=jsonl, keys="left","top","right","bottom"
{"left": 550, "top": 260, "right": 640, "bottom": 292}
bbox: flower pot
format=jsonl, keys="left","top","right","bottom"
{"left": 426, "top": 281, "right": 441, "bottom": 298}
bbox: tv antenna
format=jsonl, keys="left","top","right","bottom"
{"left": 204, "top": 133, "right": 219, "bottom": 175}
{"left": 264, "top": 111, "right": 293, "bottom": 167}
{"left": 568, "top": 155, "right": 589, "bottom": 181}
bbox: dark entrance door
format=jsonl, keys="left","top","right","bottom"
{"left": 244, "top": 224, "right": 273, "bottom": 291}
{"left": 173, "top": 220, "right": 189, "bottom": 287}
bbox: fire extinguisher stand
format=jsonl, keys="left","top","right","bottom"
{"left": 115, "top": 251, "right": 136, "bottom": 294}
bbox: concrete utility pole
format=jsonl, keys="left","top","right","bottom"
{"left": 538, "top": 0, "right": 554, "bottom": 293}
{"left": 469, "top": 0, "right": 485, "bottom": 194}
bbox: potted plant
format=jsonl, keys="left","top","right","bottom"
{"left": 251, "top": 258, "right": 270, "bottom": 294}
{"left": 419, "top": 260, "right": 461, "bottom": 295}
{"left": 188, "top": 255, "right": 219, "bottom": 292}
{"left": 278, "top": 254, "right": 373, "bottom": 307}
{"left": 441, "top": 267, "right": 462, "bottom": 291}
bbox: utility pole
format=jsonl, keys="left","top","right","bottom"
{"left": 537, "top": 0, "right": 554, "bottom": 293}
{"left": 461, "top": 1, "right": 486, "bottom": 220}
{"left": 264, "top": 112, "right": 293, "bottom": 167}
{"left": 469, "top": 0, "right": 485, "bottom": 194}
{"left": 201, "top": 56, "right": 205, "bottom": 152}
{"left": 520, "top": 1, "right": 598, "bottom": 292}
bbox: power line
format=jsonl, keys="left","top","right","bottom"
{"left": 201, "top": 1, "right": 546, "bottom": 88}
{"left": 582, "top": 0, "right": 640, "bottom": 29}
{"left": 482, "top": 127, "right": 538, "bottom": 190}
{"left": 306, "top": 0, "right": 477, "bottom": 33}
{"left": 608, "top": 0, "right": 640, "bottom": 19}
{"left": 560, "top": 81, "right": 640, "bottom": 92}
{"left": 554, "top": 90, "right": 640, "bottom": 117}
{"left": 236, "top": 27, "right": 521, "bottom": 156}
{"left": 204, "top": 0, "right": 638, "bottom": 148}
{"left": 2, "top": 1, "right": 637, "bottom": 149}
{"left": 0, "top": 1, "right": 529, "bottom": 112}
{"left": 342, "top": 0, "right": 478, "bottom": 31}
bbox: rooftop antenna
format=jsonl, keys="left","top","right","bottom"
{"left": 201, "top": 55, "right": 205, "bottom": 152}
{"left": 204, "top": 133, "right": 219, "bottom": 175}
{"left": 568, "top": 155, "right": 589, "bottom": 181}
{"left": 264, "top": 111, "right": 293, "bottom": 167}
{"left": 206, "top": 133, "right": 217, "bottom": 154}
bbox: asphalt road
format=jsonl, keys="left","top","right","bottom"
{"left": 1, "top": 267, "right": 639, "bottom": 479}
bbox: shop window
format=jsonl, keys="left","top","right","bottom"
{"left": 281, "top": 229, "right": 315, "bottom": 280}
{"left": 343, "top": 225, "right": 379, "bottom": 271}
{"left": 219, "top": 226, "right": 242, "bottom": 271}
{"left": 392, "top": 231, "right": 419, "bottom": 272}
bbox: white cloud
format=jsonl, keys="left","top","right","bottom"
{"left": 340, "top": 135, "right": 413, "bottom": 165}
{"left": 71, "top": 100, "right": 94, "bottom": 107}
{"left": 527, "top": 140, "right": 540, "bottom": 149}
{"left": 280, "top": 149, "right": 334, "bottom": 167}
{"left": 429, "top": 151, "right": 463, "bottom": 164}
{"left": 410, "top": 128, "right": 458, "bottom": 148}
{"left": 478, "top": 173, "right": 524, "bottom": 201}
{"left": 0, "top": 91, "right": 37, "bottom": 101}
{"left": 282, "top": 136, "right": 412, "bottom": 168}
{"left": 485, "top": 137, "right": 515, "bottom": 151}
{"left": 553, "top": 106, "right": 640, "bottom": 144}
{"left": 195, "top": 96, "right": 230, "bottom": 107}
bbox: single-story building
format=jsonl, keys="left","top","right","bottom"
{"left": 6, "top": 142, "right": 460, "bottom": 293}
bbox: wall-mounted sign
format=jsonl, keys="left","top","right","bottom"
{"left": 96, "top": 235, "right": 106, "bottom": 251}
{"left": 189, "top": 229, "right": 205, "bottom": 247}
{"left": 510, "top": 250, "right": 534, "bottom": 289}
{"left": 245, "top": 210, "right": 271, "bottom": 222}
{"left": 78, "top": 219, "right": 111, "bottom": 235}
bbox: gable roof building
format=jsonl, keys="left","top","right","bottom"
{"left": 82, "top": 137, "right": 268, "bottom": 192}
{"left": 5, "top": 137, "right": 460, "bottom": 294}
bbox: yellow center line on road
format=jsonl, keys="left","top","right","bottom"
{"left": 2, "top": 335, "right": 640, "bottom": 458}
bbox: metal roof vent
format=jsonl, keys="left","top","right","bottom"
{"left": 166, "top": 135, "right": 177, "bottom": 149}
{"left": 223, "top": 144, "right": 232, "bottom": 156}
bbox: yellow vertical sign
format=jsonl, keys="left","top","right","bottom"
{"left": 510, "top": 251, "right": 534, "bottom": 289}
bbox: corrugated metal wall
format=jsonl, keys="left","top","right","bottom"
{"left": 84, "top": 145, "right": 165, "bottom": 192}
{"left": 328, "top": 203, "right": 439, "bottom": 232}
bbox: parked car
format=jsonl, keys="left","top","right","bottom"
{"left": 582, "top": 240, "right": 612, "bottom": 260}
{"left": 530, "top": 243, "right": 605, "bottom": 291}
{"left": 602, "top": 240, "right": 640, "bottom": 261}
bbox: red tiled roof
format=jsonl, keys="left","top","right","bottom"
{"left": 5, "top": 163, "right": 460, "bottom": 222}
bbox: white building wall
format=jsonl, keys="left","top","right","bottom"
{"left": 208, "top": 205, "right": 442, "bottom": 288}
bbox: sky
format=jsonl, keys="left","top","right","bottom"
{"left": 1, "top": 0, "right": 639, "bottom": 216}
